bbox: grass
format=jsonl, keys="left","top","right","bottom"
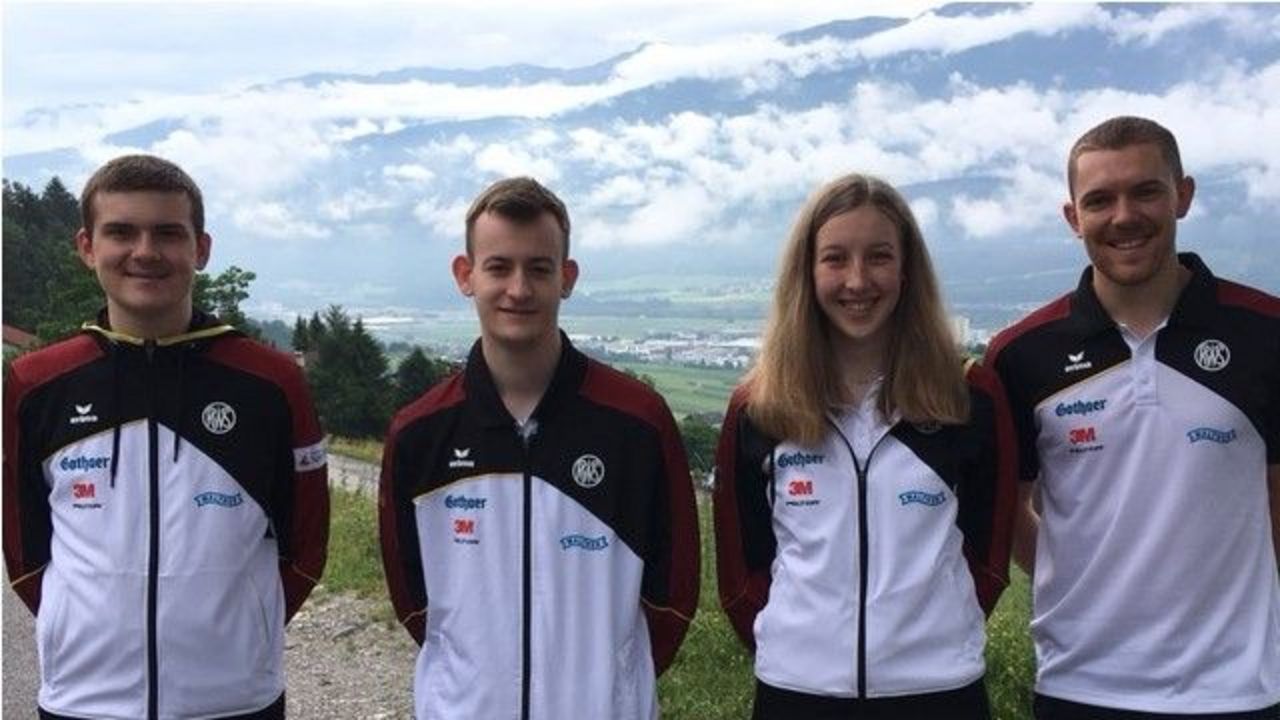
{"left": 322, "top": 463, "right": 1036, "bottom": 719}
{"left": 327, "top": 435, "right": 383, "bottom": 464}
{"left": 614, "top": 361, "right": 745, "bottom": 417}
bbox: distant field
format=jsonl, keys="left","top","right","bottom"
{"left": 614, "top": 361, "right": 745, "bottom": 417}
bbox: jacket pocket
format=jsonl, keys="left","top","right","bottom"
{"left": 35, "top": 573, "right": 71, "bottom": 689}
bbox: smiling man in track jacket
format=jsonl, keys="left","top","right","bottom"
{"left": 4, "top": 155, "right": 329, "bottom": 720}
{"left": 379, "top": 176, "right": 700, "bottom": 720}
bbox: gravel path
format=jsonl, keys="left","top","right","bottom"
{"left": 2, "top": 453, "right": 418, "bottom": 719}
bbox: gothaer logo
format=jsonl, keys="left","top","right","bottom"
{"left": 572, "top": 454, "right": 605, "bottom": 488}
{"left": 59, "top": 455, "right": 110, "bottom": 472}
{"left": 898, "top": 490, "right": 947, "bottom": 507}
{"left": 1194, "top": 339, "right": 1230, "bottom": 372}
{"left": 560, "top": 534, "right": 609, "bottom": 551}
{"left": 776, "top": 451, "right": 824, "bottom": 468}
{"left": 201, "top": 402, "right": 237, "bottom": 435}
{"left": 194, "top": 491, "right": 243, "bottom": 508}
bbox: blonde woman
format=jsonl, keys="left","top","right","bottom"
{"left": 714, "top": 173, "right": 1017, "bottom": 719}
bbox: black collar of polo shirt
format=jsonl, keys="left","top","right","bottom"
{"left": 462, "top": 330, "right": 588, "bottom": 429}
{"left": 1068, "top": 252, "right": 1218, "bottom": 337}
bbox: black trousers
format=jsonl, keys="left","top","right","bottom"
{"left": 39, "top": 692, "right": 285, "bottom": 720}
{"left": 753, "top": 678, "right": 991, "bottom": 720}
{"left": 1034, "top": 694, "right": 1280, "bottom": 720}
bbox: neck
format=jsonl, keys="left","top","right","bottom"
{"left": 1094, "top": 258, "right": 1190, "bottom": 339}
{"left": 482, "top": 331, "right": 563, "bottom": 421}
{"left": 105, "top": 302, "right": 194, "bottom": 340}
{"left": 831, "top": 333, "right": 888, "bottom": 405}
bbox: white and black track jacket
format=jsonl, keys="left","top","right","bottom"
{"left": 714, "top": 364, "right": 1016, "bottom": 699}
{"left": 3, "top": 313, "right": 329, "bottom": 720}
{"left": 379, "top": 336, "right": 700, "bottom": 720}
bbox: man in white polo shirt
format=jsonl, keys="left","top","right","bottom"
{"left": 987, "top": 116, "right": 1280, "bottom": 719}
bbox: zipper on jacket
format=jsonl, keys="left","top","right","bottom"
{"left": 519, "top": 421, "right": 536, "bottom": 720}
{"left": 145, "top": 340, "right": 160, "bottom": 720}
{"left": 828, "top": 420, "right": 890, "bottom": 699}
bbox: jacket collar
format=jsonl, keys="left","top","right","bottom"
{"left": 463, "top": 331, "right": 587, "bottom": 429}
{"left": 1067, "top": 252, "right": 1217, "bottom": 337}
{"left": 82, "top": 308, "right": 237, "bottom": 347}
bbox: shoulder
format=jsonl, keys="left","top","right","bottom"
{"left": 9, "top": 334, "right": 103, "bottom": 396}
{"left": 963, "top": 359, "right": 1006, "bottom": 400}
{"left": 1215, "top": 278, "right": 1280, "bottom": 319}
{"left": 388, "top": 371, "right": 466, "bottom": 440}
{"left": 579, "top": 359, "right": 674, "bottom": 430}
{"left": 204, "top": 335, "right": 306, "bottom": 384}
{"left": 986, "top": 291, "right": 1074, "bottom": 367}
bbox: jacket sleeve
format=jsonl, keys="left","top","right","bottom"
{"left": 379, "top": 419, "right": 428, "bottom": 645}
{"left": 640, "top": 394, "right": 700, "bottom": 676}
{"left": 277, "top": 365, "right": 329, "bottom": 623}
{"left": 712, "top": 388, "right": 776, "bottom": 651}
{"left": 959, "top": 362, "right": 1019, "bottom": 616}
{"left": 3, "top": 363, "right": 52, "bottom": 616}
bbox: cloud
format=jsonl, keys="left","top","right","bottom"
{"left": 383, "top": 163, "right": 435, "bottom": 184}
{"left": 232, "top": 202, "right": 330, "bottom": 240}
{"left": 413, "top": 197, "right": 471, "bottom": 240}
{"left": 474, "top": 142, "right": 562, "bottom": 182}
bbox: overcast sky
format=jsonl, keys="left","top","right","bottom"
{"left": 3, "top": 0, "right": 941, "bottom": 120}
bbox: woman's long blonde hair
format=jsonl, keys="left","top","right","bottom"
{"left": 744, "top": 173, "right": 968, "bottom": 445}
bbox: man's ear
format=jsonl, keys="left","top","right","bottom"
{"left": 196, "top": 232, "right": 213, "bottom": 270}
{"left": 452, "top": 254, "right": 475, "bottom": 297}
{"left": 1175, "top": 175, "right": 1195, "bottom": 219}
{"left": 1063, "top": 200, "right": 1081, "bottom": 237}
{"left": 75, "top": 228, "right": 96, "bottom": 270}
{"left": 560, "top": 258, "right": 579, "bottom": 299}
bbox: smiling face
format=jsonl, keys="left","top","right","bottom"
{"left": 1065, "top": 142, "right": 1194, "bottom": 293}
{"left": 812, "top": 205, "right": 904, "bottom": 361}
{"left": 452, "top": 210, "right": 578, "bottom": 352}
{"left": 76, "top": 190, "right": 211, "bottom": 338}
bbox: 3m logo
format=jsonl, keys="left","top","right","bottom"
{"left": 788, "top": 480, "right": 813, "bottom": 496}
{"left": 1068, "top": 427, "right": 1097, "bottom": 445}
{"left": 453, "top": 519, "right": 475, "bottom": 535}
{"left": 72, "top": 482, "right": 96, "bottom": 499}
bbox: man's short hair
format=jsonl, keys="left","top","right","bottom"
{"left": 464, "top": 177, "right": 570, "bottom": 258}
{"left": 81, "top": 155, "right": 205, "bottom": 235}
{"left": 1067, "top": 116, "right": 1183, "bottom": 197}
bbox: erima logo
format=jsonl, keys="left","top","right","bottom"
{"left": 1194, "top": 339, "right": 1230, "bottom": 372}
{"left": 1064, "top": 351, "right": 1093, "bottom": 373}
{"left": 448, "top": 448, "right": 475, "bottom": 469}
{"left": 444, "top": 494, "right": 487, "bottom": 510}
{"left": 1187, "top": 427, "right": 1237, "bottom": 445}
{"left": 59, "top": 455, "right": 110, "bottom": 472}
{"left": 70, "top": 403, "right": 99, "bottom": 425}
{"left": 194, "top": 491, "right": 243, "bottom": 508}
{"left": 776, "top": 451, "right": 824, "bottom": 469}
{"left": 1055, "top": 399, "right": 1106, "bottom": 417}
{"left": 201, "top": 402, "right": 236, "bottom": 435}
{"left": 560, "top": 534, "right": 609, "bottom": 551}
{"left": 899, "top": 490, "right": 947, "bottom": 507}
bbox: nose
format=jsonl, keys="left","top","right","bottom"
{"left": 507, "top": 268, "right": 533, "bottom": 300}
{"left": 1112, "top": 195, "right": 1140, "bottom": 226}
{"left": 843, "top": 259, "right": 869, "bottom": 291}
{"left": 133, "top": 231, "right": 163, "bottom": 259}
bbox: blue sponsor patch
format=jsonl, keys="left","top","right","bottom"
{"left": 898, "top": 490, "right": 947, "bottom": 507}
{"left": 1186, "top": 427, "right": 1237, "bottom": 444}
{"left": 194, "top": 491, "right": 244, "bottom": 508}
{"left": 559, "top": 534, "right": 609, "bottom": 551}
{"left": 776, "top": 451, "right": 824, "bottom": 469}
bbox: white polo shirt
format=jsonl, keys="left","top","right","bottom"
{"left": 987, "top": 253, "right": 1280, "bottom": 713}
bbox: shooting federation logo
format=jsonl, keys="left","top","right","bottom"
{"left": 572, "top": 454, "right": 605, "bottom": 489}
{"left": 1194, "top": 339, "right": 1230, "bottom": 372}
{"left": 201, "top": 402, "right": 237, "bottom": 435}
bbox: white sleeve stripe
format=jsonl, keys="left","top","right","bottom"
{"left": 294, "top": 440, "right": 328, "bottom": 472}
